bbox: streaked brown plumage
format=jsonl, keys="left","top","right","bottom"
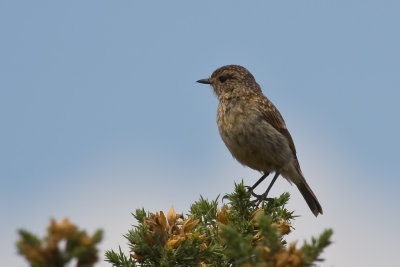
{"left": 197, "top": 65, "right": 323, "bottom": 216}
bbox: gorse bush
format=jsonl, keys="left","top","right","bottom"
{"left": 106, "top": 182, "right": 332, "bottom": 267}
{"left": 17, "top": 218, "right": 103, "bottom": 267}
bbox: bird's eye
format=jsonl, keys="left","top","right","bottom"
{"left": 219, "top": 76, "right": 227, "bottom": 83}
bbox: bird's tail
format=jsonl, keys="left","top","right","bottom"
{"left": 290, "top": 162, "right": 323, "bottom": 217}
{"left": 296, "top": 180, "right": 323, "bottom": 217}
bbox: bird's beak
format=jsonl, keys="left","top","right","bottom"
{"left": 197, "top": 78, "right": 212, "bottom": 84}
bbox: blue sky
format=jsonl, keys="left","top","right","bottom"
{"left": 1, "top": 1, "right": 399, "bottom": 266}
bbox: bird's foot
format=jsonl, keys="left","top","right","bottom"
{"left": 252, "top": 195, "right": 274, "bottom": 208}
{"left": 245, "top": 186, "right": 262, "bottom": 198}
{"left": 222, "top": 194, "right": 230, "bottom": 202}
{"left": 245, "top": 186, "right": 273, "bottom": 208}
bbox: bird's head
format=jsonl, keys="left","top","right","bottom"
{"left": 197, "top": 65, "right": 261, "bottom": 100}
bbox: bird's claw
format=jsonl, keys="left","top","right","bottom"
{"left": 252, "top": 195, "right": 274, "bottom": 207}
{"left": 245, "top": 186, "right": 261, "bottom": 198}
{"left": 246, "top": 186, "right": 274, "bottom": 207}
{"left": 222, "top": 194, "right": 230, "bottom": 202}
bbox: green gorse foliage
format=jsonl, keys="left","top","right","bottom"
{"left": 106, "top": 181, "right": 332, "bottom": 267}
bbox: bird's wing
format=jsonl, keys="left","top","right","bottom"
{"left": 255, "top": 97, "right": 297, "bottom": 157}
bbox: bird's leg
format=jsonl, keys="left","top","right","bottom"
{"left": 262, "top": 172, "right": 280, "bottom": 199}
{"left": 254, "top": 172, "right": 280, "bottom": 207}
{"left": 224, "top": 173, "right": 269, "bottom": 202}
{"left": 245, "top": 173, "right": 269, "bottom": 198}
{"left": 251, "top": 172, "right": 270, "bottom": 190}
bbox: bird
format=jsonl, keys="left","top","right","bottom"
{"left": 197, "top": 65, "right": 323, "bottom": 216}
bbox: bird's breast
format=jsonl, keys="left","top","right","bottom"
{"left": 217, "top": 100, "right": 293, "bottom": 172}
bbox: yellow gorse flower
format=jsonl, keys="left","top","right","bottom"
{"left": 140, "top": 206, "right": 205, "bottom": 250}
